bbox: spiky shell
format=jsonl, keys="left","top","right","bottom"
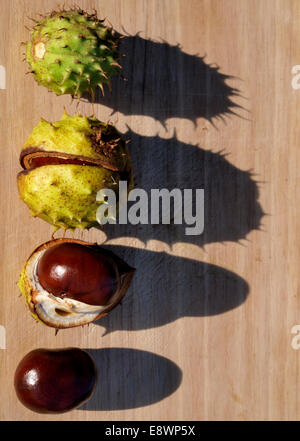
{"left": 17, "top": 113, "right": 133, "bottom": 231}
{"left": 20, "top": 113, "right": 130, "bottom": 171}
{"left": 25, "top": 9, "right": 120, "bottom": 98}
{"left": 18, "top": 164, "right": 121, "bottom": 230}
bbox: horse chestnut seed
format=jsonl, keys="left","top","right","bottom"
{"left": 37, "top": 242, "right": 118, "bottom": 306}
{"left": 14, "top": 348, "right": 97, "bottom": 413}
{"left": 18, "top": 238, "right": 135, "bottom": 328}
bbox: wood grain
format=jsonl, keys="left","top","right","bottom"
{"left": 0, "top": 0, "right": 300, "bottom": 420}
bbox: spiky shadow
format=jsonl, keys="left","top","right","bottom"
{"left": 93, "top": 246, "right": 249, "bottom": 334}
{"left": 86, "top": 34, "right": 243, "bottom": 125}
{"left": 80, "top": 348, "right": 182, "bottom": 410}
{"left": 100, "top": 130, "right": 264, "bottom": 248}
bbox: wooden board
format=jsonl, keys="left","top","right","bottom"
{"left": 0, "top": 0, "right": 300, "bottom": 421}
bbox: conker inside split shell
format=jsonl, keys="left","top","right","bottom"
{"left": 14, "top": 348, "right": 97, "bottom": 413}
{"left": 18, "top": 238, "right": 135, "bottom": 329}
{"left": 37, "top": 242, "right": 118, "bottom": 306}
{"left": 17, "top": 113, "right": 134, "bottom": 231}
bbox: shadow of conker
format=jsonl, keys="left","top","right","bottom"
{"left": 94, "top": 247, "right": 249, "bottom": 334}
{"left": 86, "top": 34, "right": 242, "bottom": 125}
{"left": 80, "top": 348, "right": 182, "bottom": 411}
{"left": 101, "top": 130, "right": 264, "bottom": 248}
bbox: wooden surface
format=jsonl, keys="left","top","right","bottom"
{"left": 0, "top": 0, "right": 300, "bottom": 421}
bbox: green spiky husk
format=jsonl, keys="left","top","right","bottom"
{"left": 26, "top": 8, "right": 120, "bottom": 97}
{"left": 18, "top": 164, "right": 121, "bottom": 230}
{"left": 21, "top": 112, "right": 130, "bottom": 171}
{"left": 18, "top": 113, "right": 134, "bottom": 231}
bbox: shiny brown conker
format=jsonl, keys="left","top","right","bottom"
{"left": 14, "top": 348, "right": 97, "bottom": 414}
{"left": 28, "top": 155, "right": 99, "bottom": 168}
{"left": 37, "top": 242, "right": 118, "bottom": 305}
